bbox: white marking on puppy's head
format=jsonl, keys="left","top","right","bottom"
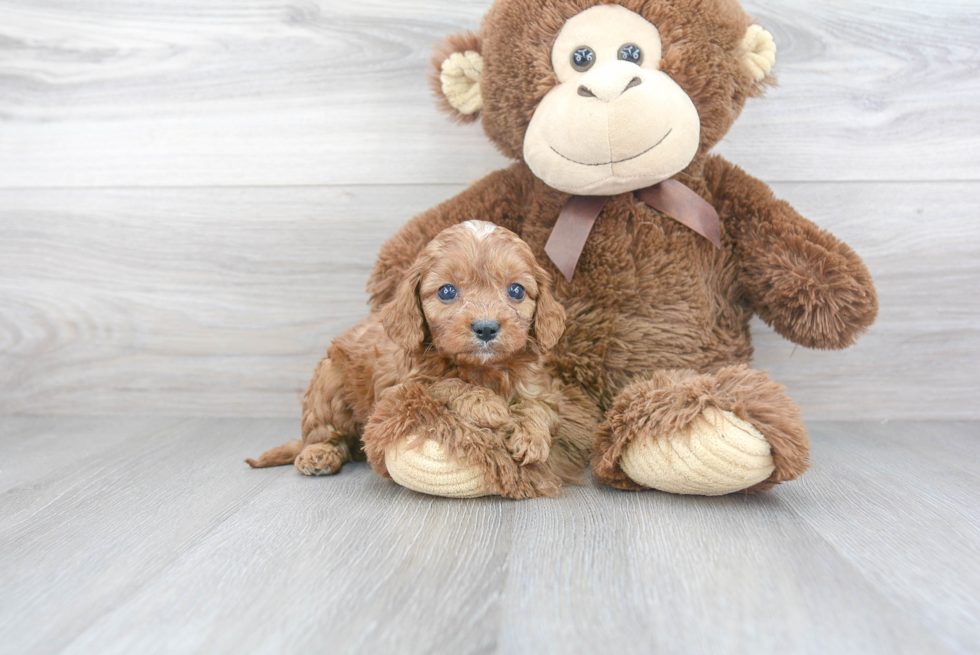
{"left": 461, "top": 220, "right": 498, "bottom": 241}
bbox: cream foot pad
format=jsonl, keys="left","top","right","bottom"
{"left": 619, "top": 407, "right": 775, "bottom": 495}
{"left": 385, "top": 438, "right": 493, "bottom": 498}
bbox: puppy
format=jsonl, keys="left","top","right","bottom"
{"left": 246, "top": 220, "right": 572, "bottom": 498}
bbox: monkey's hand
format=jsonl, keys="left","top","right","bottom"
{"left": 705, "top": 155, "right": 878, "bottom": 350}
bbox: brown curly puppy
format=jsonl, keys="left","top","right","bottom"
{"left": 247, "top": 220, "right": 593, "bottom": 499}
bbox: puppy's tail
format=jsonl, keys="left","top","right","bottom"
{"left": 245, "top": 439, "right": 303, "bottom": 468}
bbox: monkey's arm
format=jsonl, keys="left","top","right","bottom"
{"left": 704, "top": 155, "right": 878, "bottom": 350}
{"left": 367, "top": 163, "right": 530, "bottom": 310}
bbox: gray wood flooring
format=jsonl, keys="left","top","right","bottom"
{"left": 0, "top": 418, "right": 976, "bottom": 655}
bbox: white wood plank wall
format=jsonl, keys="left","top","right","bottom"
{"left": 1, "top": 0, "right": 978, "bottom": 419}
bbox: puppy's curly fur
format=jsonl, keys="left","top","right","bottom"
{"left": 247, "top": 221, "right": 593, "bottom": 498}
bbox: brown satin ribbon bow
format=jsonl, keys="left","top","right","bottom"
{"left": 544, "top": 179, "right": 721, "bottom": 282}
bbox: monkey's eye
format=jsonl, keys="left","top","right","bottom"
{"left": 618, "top": 44, "right": 643, "bottom": 65}
{"left": 438, "top": 284, "right": 458, "bottom": 302}
{"left": 507, "top": 283, "right": 526, "bottom": 301}
{"left": 571, "top": 47, "right": 596, "bottom": 72}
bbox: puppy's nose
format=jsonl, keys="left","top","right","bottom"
{"left": 472, "top": 319, "right": 500, "bottom": 342}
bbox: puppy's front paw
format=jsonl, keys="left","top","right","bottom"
{"left": 431, "top": 381, "right": 510, "bottom": 429}
{"left": 295, "top": 443, "right": 344, "bottom": 476}
{"left": 508, "top": 428, "right": 551, "bottom": 465}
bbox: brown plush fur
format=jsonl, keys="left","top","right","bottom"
{"left": 366, "top": 0, "right": 878, "bottom": 493}
{"left": 247, "top": 222, "right": 594, "bottom": 499}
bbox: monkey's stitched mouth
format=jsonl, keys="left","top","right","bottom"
{"left": 550, "top": 129, "right": 672, "bottom": 167}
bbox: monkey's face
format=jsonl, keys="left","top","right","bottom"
{"left": 523, "top": 5, "right": 701, "bottom": 195}
{"left": 432, "top": 0, "right": 776, "bottom": 195}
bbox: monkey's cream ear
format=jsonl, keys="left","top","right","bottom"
{"left": 442, "top": 51, "right": 484, "bottom": 114}
{"left": 430, "top": 31, "right": 484, "bottom": 123}
{"left": 741, "top": 25, "right": 777, "bottom": 82}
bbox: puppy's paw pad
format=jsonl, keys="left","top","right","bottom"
{"left": 295, "top": 444, "right": 344, "bottom": 476}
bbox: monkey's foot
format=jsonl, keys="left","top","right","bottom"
{"left": 619, "top": 407, "right": 775, "bottom": 496}
{"left": 385, "top": 438, "right": 493, "bottom": 498}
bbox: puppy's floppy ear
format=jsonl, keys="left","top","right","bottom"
{"left": 531, "top": 264, "right": 566, "bottom": 353}
{"left": 430, "top": 30, "right": 484, "bottom": 123}
{"left": 381, "top": 261, "right": 427, "bottom": 352}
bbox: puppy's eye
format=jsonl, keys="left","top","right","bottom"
{"left": 507, "top": 283, "right": 526, "bottom": 301}
{"left": 571, "top": 47, "right": 596, "bottom": 72}
{"left": 438, "top": 284, "right": 457, "bottom": 302}
{"left": 618, "top": 44, "right": 643, "bottom": 65}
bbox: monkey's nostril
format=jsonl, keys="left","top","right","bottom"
{"left": 624, "top": 77, "right": 643, "bottom": 92}
{"left": 577, "top": 85, "right": 596, "bottom": 98}
{"left": 472, "top": 319, "right": 500, "bottom": 342}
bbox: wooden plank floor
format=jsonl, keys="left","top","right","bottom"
{"left": 0, "top": 418, "right": 976, "bottom": 655}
